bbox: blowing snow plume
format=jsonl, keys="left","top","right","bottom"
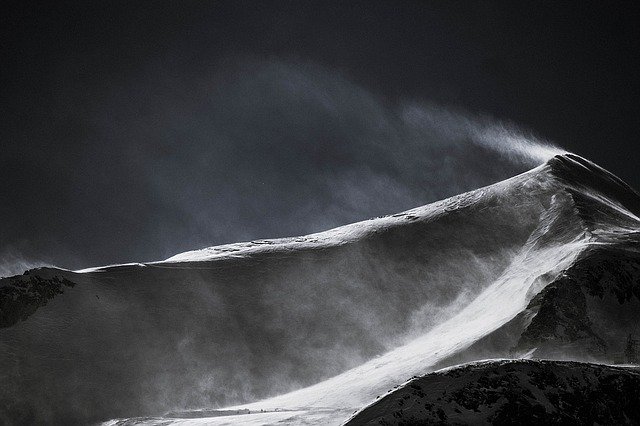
{"left": 400, "top": 103, "right": 563, "bottom": 164}
{"left": 0, "top": 59, "right": 564, "bottom": 273}
{"left": 138, "top": 59, "right": 564, "bottom": 248}
{"left": 3, "top": 151, "right": 640, "bottom": 425}
{"left": 0, "top": 250, "right": 50, "bottom": 279}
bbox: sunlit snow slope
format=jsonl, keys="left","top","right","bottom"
{"left": 2, "top": 154, "right": 640, "bottom": 425}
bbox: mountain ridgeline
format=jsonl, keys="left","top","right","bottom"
{"left": 1, "top": 154, "right": 640, "bottom": 425}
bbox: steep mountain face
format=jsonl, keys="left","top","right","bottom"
{"left": 346, "top": 360, "right": 640, "bottom": 426}
{"left": 435, "top": 245, "right": 640, "bottom": 370}
{"left": 438, "top": 155, "right": 640, "bottom": 369}
{"left": 1, "top": 154, "right": 639, "bottom": 425}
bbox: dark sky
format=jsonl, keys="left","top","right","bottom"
{"left": 1, "top": 1, "right": 639, "bottom": 272}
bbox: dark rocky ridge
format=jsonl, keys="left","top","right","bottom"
{"left": 0, "top": 271, "right": 75, "bottom": 328}
{"left": 346, "top": 360, "right": 640, "bottom": 425}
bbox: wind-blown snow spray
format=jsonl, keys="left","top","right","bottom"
{"left": 0, "top": 249, "right": 50, "bottom": 278}
{"left": 401, "top": 103, "right": 565, "bottom": 165}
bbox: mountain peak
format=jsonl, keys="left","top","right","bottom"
{"left": 546, "top": 153, "right": 640, "bottom": 217}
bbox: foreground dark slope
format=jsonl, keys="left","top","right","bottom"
{"left": 346, "top": 360, "right": 640, "bottom": 425}
{"left": 1, "top": 154, "right": 640, "bottom": 424}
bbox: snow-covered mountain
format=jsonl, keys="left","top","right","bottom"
{"left": 1, "top": 154, "right": 639, "bottom": 425}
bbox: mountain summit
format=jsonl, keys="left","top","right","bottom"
{"left": 2, "top": 154, "right": 640, "bottom": 425}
